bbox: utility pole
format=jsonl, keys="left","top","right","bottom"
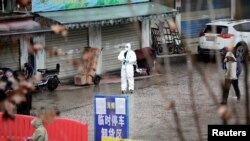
{"left": 231, "top": 0, "right": 241, "bottom": 20}
{"left": 175, "top": 0, "right": 181, "bottom": 33}
{"left": 1, "top": 0, "right": 4, "bottom": 12}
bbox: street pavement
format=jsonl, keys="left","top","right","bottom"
{"left": 32, "top": 60, "right": 249, "bottom": 141}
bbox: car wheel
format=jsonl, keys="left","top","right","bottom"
{"left": 235, "top": 45, "right": 246, "bottom": 62}
{"left": 197, "top": 46, "right": 204, "bottom": 61}
{"left": 146, "top": 68, "right": 151, "bottom": 75}
{"left": 47, "top": 78, "right": 58, "bottom": 91}
{"left": 197, "top": 53, "right": 204, "bottom": 62}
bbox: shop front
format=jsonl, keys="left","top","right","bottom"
{"left": 45, "top": 29, "right": 88, "bottom": 78}
{"left": 0, "top": 38, "right": 19, "bottom": 70}
{"left": 33, "top": 0, "right": 178, "bottom": 80}
{"left": 101, "top": 23, "right": 141, "bottom": 72}
{"left": 0, "top": 16, "right": 51, "bottom": 71}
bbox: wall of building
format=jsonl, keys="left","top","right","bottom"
{"left": 241, "top": 0, "right": 250, "bottom": 19}
{"left": 151, "top": 0, "right": 174, "bottom": 7}
{"left": 181, "top": 0, "right": 230, "bottom": 53}
{"left": 151, "top": 0, "right": 231, "bottom": 53}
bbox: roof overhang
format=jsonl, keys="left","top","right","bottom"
{"left": 36, "top": 2, "right": 178, "bottom": 29}
{"left": 0, "top": 19, "right": 51, "bottom": 36}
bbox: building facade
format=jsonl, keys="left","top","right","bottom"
{"left": 153, "top": 0, "right": 232, "bottom": 53}
{"left": 0, "top": 0, "right": 50, "bottom": 71}
{"left": 3, "top": 0, "right": 248, "bottom": 82}
{"left": 239, "top": 0, "right": 250, "bottom": 19}
{"left": 181, "top": 0, "right": 231, "bottom": 53}
{"left": 31, "top": 0, "right": 178, "bottom": 82}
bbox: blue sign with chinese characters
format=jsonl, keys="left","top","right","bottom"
{"left": 94, "top": 94, "right": 129, "bottom": 141}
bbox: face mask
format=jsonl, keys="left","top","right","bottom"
{"left": 125, "top": 47, "right": 129, "bottom": 51}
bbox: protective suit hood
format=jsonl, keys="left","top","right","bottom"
{"left": 31, "top": 118, "right": 43, "bottom": 129}
{"left": 125, "top": 43, "right": 131, "bottom": 51}
{"left": 225, "top": 52, "right": 236, "bottom": 61}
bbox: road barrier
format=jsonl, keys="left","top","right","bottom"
{"left": 0, "top": 113, "right": 88, "bottom": 141}
{"left": 102, "top": 136, "right": 143, "bottom": 141}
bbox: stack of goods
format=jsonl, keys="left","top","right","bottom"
{"left": 74, "top": 47, "right": 100, "bottom": 85}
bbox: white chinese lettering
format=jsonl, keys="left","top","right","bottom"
{"left": 105, "top": 115, "right": 111, "bottom": 126}
{"left": 98, "top": 114, "right": 104, "bottom": 126}
{"left": 112, "top": 115, "right": 118, "bottom": 126}
{"left": 108, "top": 128, "right": 115, "bottom": 137}
{"left": 118, "top": 115, "right": 125, "bottom": 127}
{"left": 116, "top": 129, "right": 122, "bottom": 138}
{"left": 101, "top": 128, "right": 108, "bottom": 136}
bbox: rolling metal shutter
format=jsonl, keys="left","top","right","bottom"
{"left": 45, "top": 29, "right": 88, "bottom": 79}
{"left": 102, "top": 23, "right": 141, "bottom": 72}
{"left": 0, "top": 39, "right": 20, "bottom": 70}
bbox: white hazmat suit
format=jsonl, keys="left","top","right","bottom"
{"left": 118, "top": 43, "right": 137, "bottom": 93}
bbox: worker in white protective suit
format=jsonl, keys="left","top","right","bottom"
{"left": 118, "top": 43, "right": 137, "bottom": 94}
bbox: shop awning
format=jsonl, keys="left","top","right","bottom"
{"left": 37, "top": 2, "right": 178, "bottom": 29}
{"left": 0, "top": 19, "right": 51, "bottom": 36}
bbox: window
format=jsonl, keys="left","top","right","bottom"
{"left": 204, "top": 25, "right": 228, "bottom": 34}
{"left": 0, "top": 0, "right": 13, "bottom": 12}
{"left": 234, "top": 22, "right": 250, "bottom": 32}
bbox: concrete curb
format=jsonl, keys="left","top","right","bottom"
{"left": 100, "top": 73, "right": 161, "bottom": 84}
{"left": 56, "top": 73, "right": 161, "bottom": 91}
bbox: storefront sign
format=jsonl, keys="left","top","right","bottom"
{"left": 32, "top": 0, "right": 149, "bottom": 12}
{"left": 94, "top": 94, "right": 129, "bottom": 141}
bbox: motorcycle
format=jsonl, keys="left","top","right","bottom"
{"left": 33, "top": 64, "right": 60, "bottom": 91}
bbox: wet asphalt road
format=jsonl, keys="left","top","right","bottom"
{"left": 32, "top": 59, "right": 250, "bottom": 141}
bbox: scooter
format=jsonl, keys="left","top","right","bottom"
{"left": 134, "top": 63, "right": 150, "bottom": 76}
{"left": 24, "top": 63, "right": 60, "bottom": 91}
{"left": 35, "top": 64, "right": 60, "bottom": 91}
{"left": 134, "top": 47, "right": 153, "bottom": 76}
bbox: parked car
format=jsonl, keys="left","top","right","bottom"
{"left": 198, "top": 19, "right": 250, "bottom": 61}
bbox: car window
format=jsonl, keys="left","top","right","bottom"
{"left": 204, "top": 25, "right": 228, "bottom": 34}
{"left": 234, "top": 22, "right": 250, "bottom": 32}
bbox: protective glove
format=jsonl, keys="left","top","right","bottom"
{"left": 123, "top": 59, "right": 129, "bottom": 65}
{"left": 24, "top": 137, "right": 32, "bottom": 141}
